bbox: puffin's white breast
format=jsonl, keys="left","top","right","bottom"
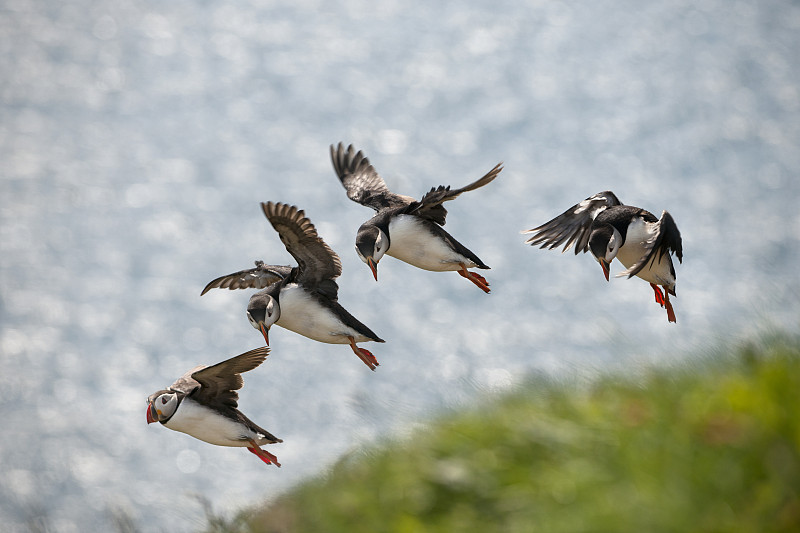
{"left": 386, "top": 215, "right": 475, "bottom": 271}
{"left": 616, "top": 218, "right": 675, "bottom": 287}
{"left": 276, "top": 284, "right": 367, "bottom": 344}
{"left": 164, "top": 398, "right": 257, "bottom": 447}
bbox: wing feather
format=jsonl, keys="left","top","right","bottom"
{"left": 522, "top": 191, "right": 622, "bottom": 254}
{"left": 330, "top": 143, "right": 414, "bottom": 211}
{"left": 411, "top": 163, "right": 503, "bottom": 225}
{"left": 189, "top": 347, "right": 270, "bottom": 409}
{"left": 618, "top": 210, "right": 683, "bottom": 279}
{"left": 262, "top": 202, "right": 342, "bottom": 288}
{"left": 201, "top": 262, "right": 292, "bottom": 295}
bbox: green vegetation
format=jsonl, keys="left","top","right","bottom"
{"left": 211, "top": 338, "right": 800, "bottom": 533}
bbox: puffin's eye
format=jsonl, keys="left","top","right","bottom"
{"left": 161, "top": 397, "right": 168, "bottom": 405}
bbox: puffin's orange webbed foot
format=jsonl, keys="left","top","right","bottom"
{"left": 649, "top": 283, "right": 666, "bottom": 307}
{"left": 458, "top": 266, "right": 491, "bottom": 293}
{"left": 349, "top": 337, "right": 379, "bottom": 370}
{"left": 663, "top": 288, "right": 677, "bottom": 323}
{"left": 247, "top": 443, "right": 281, "bottom": 467}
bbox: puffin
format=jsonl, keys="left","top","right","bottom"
{"left": 146, "top": 346, "right": 282, "bottom": 467}
{"left": 203, "top": 202, "right": 384, "bottom": 370}
{"left": 330, "top": 142, "right": 503, "bottom": 293}
{"left": 522, "top": 191, "right": 683, "bottom": 322}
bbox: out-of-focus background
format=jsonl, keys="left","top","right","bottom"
{"left": 1, "top": 0, "right": 798, "bottom": 531}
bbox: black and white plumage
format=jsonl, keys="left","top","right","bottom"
{"left": 330, "top": 142, "right": 503, "bottom": 293}
{"left": 522, "top": 191, "right": 683, "bottom": 322}
{"left": 201, "top": 261, "right": 292, "bottom": 295}
{"left": 146, "top": 347, "right": 282, "bottom": 467}
{"left": 203, "top": 202, "right": 384, "bottom": 370}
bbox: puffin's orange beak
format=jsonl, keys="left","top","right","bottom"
{"left": 367, "top": 258, "right": 378, "bottom": 282}
{"left": 259, "top": 322, "right": 270, "bottom": 346}
{"left": 146, "top": 404, "right": 157, "bottom": 424}
{"left": 599, "top": 259, "right": 611, "bottom": 282}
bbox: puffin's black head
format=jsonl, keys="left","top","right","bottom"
{"left": 355, "top": 224, "right": 388, "bottom": 281}
{"left": 247, "top": 290, "right": 280, "bottom": 346}
{"left": 588, "top": 225, "right": 620, "bottom": 281}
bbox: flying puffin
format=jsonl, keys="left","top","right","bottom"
{"left": 330, "top": 142, "right": 502, "bottom": 293}
{"left": 522, "top": 191, "right": 683, "bottom": 322}
{"left": 146, "top": 346, "right": 282, "bottom": 467}
{"left": 203, "top": 202, "right": 384, "bottom": 370}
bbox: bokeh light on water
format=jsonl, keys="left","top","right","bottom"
{"left": 1, "top": 0, "right": 799, "bottom": 530}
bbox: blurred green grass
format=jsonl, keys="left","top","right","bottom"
{"left": 212, "top": 337, "right": 800, "bottom": 533}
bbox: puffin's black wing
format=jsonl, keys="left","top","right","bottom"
{"left": 619, "top": 210, "right": 683, "bottom": 279}
{"left": 522, "top": 191, "right": 622, "bottom": 254}
{"left": 189, "top": 347, "right": 270, "bottom": 409}
{"left": 262, "top": 202, "right": 342, "bottom": 291}
{"left": 330, "top": 142, "right": 415, "bottom": 211}
{"left": 200, "top": 262, "right": 292, "bottom": 295}
{"left": 410, "top": 162, "right": 503, "bottom": 226}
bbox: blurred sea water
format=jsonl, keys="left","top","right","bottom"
{"left": 1, "top": 0, "right": 799, "bottom": 531}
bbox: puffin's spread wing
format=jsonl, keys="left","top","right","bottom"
{"left": 522, "top": 191, "right": 622, "bottom": 254}
{"left": 410, "top": 162, "right": 503, "bottom": 226}
{"left": 189, "top": 347, "right": 270, "bottom": 409}
{"left": 330, "top": 142, "right": 415, "bottom": 211}
{"left": 618, "top": 210, "right": 683, "bottom": 279}
{"left": 200, "top": 262, "right": 292, "bottom": 295}
{"left": 262, "top": 202, "right": 342, "bottom": 288}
